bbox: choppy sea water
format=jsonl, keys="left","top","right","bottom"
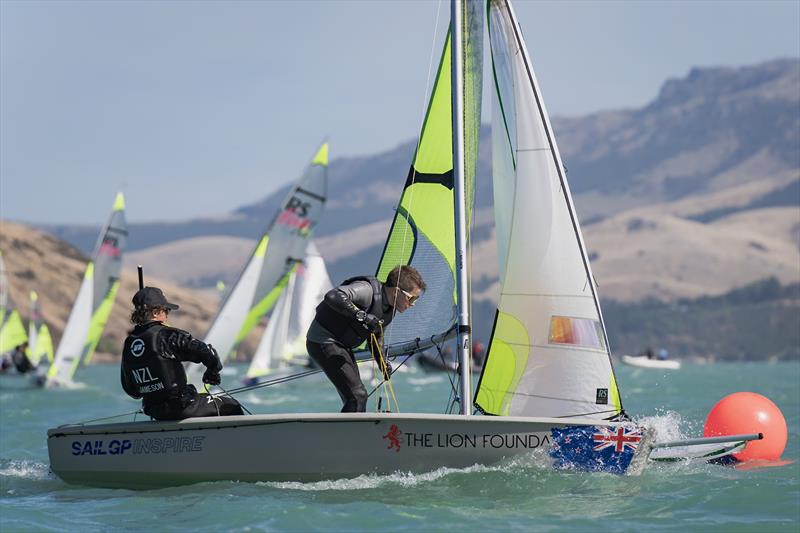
{"left": 1, "top": 361, "right": 798, "bottom": 531}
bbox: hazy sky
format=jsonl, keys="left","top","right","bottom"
{"left": 2, "top": 0, "right": 798, "bottom": 225}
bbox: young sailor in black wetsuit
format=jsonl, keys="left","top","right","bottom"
{"left": 121, "top": 286, "right": 244, "bottom": 421}
{"left": 306, "top": 265, "right": 425, "bottom": 412}
{"left": 10, "top": 342, "right": 35, "bottom": 373}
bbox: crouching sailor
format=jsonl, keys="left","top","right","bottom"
{"left": 121, "top": 286, "right": 244, "bottom": 420}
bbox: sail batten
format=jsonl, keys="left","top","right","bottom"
{"left": 474, "top": 0, "right": 622, "bottom": 419}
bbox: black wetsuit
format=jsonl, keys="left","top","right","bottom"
{"left": 11, "top": 348, "right": 34, "bottom": 374}
{"left": 121, "top": 321, "right": 243, "bottom": 421}
{"left": 306, "top": 277, "right": 394, "bottom": 412}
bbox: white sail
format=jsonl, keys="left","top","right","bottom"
{"left": 47, "top": 268, "right": 93, "bottom": 383}
{"left": 187, "top": 143, "right": 328, "bottom": 387}
{"left": 194, "top": 235, "right": 269, "bottom": 377}
{"left": 284, "top": 242, "right": 332, "bottom": 363}
{"left": 46, "top": 192, "right": 127, "bottom": 386}
{"left": 246, "top": 241, "right": 333, "bottom": 379}
{"left": 474, "top": 0, "right": 622, "bottom": 419}
{"left": 246, "top": 271, "right": 295, "bottom": 378}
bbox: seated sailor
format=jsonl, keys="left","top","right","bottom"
{"left": 121, "top": 286, "right": 244, "bottom": 420}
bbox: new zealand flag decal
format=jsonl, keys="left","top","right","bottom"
{"left": 550, "top": 425, "right": 644, "bottom": 474}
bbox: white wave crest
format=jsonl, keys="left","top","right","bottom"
{"left": 0, "top": 460, "right": 53, "bottom": 481}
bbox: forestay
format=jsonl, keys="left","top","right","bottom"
{"left": 188, "top": 143, "right": 328, "bottom": 386}
{"left": 375, "top": 3, "right": 483, "bottom": 356}
{"left": 474, "top": 0, "right": 622, "bottom": 419}
{"left": 46, "top": 193, "right": 127, "bottom": 385}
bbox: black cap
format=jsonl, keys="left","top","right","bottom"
{"left": 132, "top": 287, "right": 179, "bottom": 310}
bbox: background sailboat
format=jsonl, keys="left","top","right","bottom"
{"left": 44, "top": 192, "right": 127, "bottom": 387}
{"left": 244, "top": 241, "right": 333, "bottom": 382}
{"left": 186, "top": 142, "right": 328, "bottom": 388}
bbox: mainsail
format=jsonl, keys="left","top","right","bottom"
{"left": 375, "top": 4, "right": 483, "bottom": 356}
{"left": 27, "top": 290, "right": 54, "bottom": 367}
{"left": 246, "top": 241, "right": 333, "bottom": 379}
{"left": 46, "top": 192, "right": 127, "bottom": 385}
{"left": 187, "top": 142, "right": 328, "bottom": 386}
{"left": 474, "top": 0, "right": 622, "bottom": 419}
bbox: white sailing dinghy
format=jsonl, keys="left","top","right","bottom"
{"left": 42, "top": 193, "right": 127, "bottom": 388}
{"left": 621, "top": 354, "right": 681, "bottom": 370}
{"left": 244, "top": 241, "right": 333, "bottom": 383}
{"left": 46, "top": 1, "right": 751, "bottom": 488}
{"left": 185, "top": 142, "right": 329, "bottom": 389}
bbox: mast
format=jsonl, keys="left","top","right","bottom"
{"left": 451, "top": 0, "right": 472, "bottom": 416}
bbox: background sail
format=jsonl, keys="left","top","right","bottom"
{"left": 0, "top": 310, "right": 27, "bottom": 354}
{"left": 246, "top": 241, "right": 332, "bottom": 379}
{"left": 188, "top": 142, "right": 328, "bottom": 386}
{"left": 475, "top": 0, "right": 622, "bottom": 419}
{"left": 284, "top": 242, "right": 332, "bottom": 364}
{"left": 376, "top": 1, "right": 482, "bottom": 356}
{"left": 0, "top": 251, "right": 8, "bottom": 327}
{"left": 47, "top": 193, "right": 127, "bottom": 384}
{"left": 245, "top": 270, "right": 295, "bottom": 379}
{"left": 27, "top": 290, "right": 53, "bottom": 366}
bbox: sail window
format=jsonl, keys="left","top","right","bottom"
{"left": 548, "top": 316, "right": 606, "bottom": 350}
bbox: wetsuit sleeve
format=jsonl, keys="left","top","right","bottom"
{"left": 120, "top": 365, "right": 142, "bottom": 399}
{"left": 322, "top": 281, "right": 374, "bottom": 318}
{"left": 160, "top": 327, "right": 223, "bottom": 372}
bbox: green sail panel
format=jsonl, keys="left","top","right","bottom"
{"left": 0, "top": 251, "right": 8, "bottom": 328}
{"left": 0, "top": 309, "right": 27, "bottom": 354}
{"left": 47, "top": 193, "right": 127, "bottom": 385}
{"left": 30, "top": 324, "right": 54, "bottom": 367}
{"left": 187, "top": 142, "right": 328, "bottom": 387}
{"left": 376, "top": 4, "right": 482, "bottom": 356}
{"left": 474, "top": 0, "right": 621, "bottom": 419}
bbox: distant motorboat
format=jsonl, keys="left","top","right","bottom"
{"left": 621, "top": 355, "right": 681, "bottom": 370}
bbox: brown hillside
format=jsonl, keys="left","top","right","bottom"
{"left": 0, "top": 220, "right": 217, "bottom": 362}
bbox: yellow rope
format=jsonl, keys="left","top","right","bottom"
{"left": 370, "top": 329, "right": 400, "bottom": 413}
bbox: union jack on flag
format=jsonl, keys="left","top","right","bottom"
{"left": 592, "top": 426, "right": 643, "bottom": 453}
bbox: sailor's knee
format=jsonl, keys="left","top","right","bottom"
{"left": 353, "top": 385, "right": 368, "bottom": 411}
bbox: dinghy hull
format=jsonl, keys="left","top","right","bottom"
{"left": 621, "top": 355, "right": 681, "bottom": 370}
{"left": 48, "top": 413, "right": 647, "bottom": 488}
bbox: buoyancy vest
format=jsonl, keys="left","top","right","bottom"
{"left": 121, "top": 322, "right": 188, "bottom": 403}
{"left": 314, "top": 276, "right": 394, "bottom": 349}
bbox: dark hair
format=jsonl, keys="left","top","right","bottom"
{"left": 385, "top": 265, "right": 426, "bottom": 293}
{"left": 131, "top": 305, "right": 165, "bottom": 325}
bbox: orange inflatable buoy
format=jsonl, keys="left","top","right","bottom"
{"left": 704, "top": 392, "right": 788, "bottom": 461}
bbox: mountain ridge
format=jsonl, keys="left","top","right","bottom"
{"left": 27, "top": 57, "right": 800, "bottom": 309}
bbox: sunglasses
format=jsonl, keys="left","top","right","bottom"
{"left": 399, "top": 288, "right": 420, "bottom": 305}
